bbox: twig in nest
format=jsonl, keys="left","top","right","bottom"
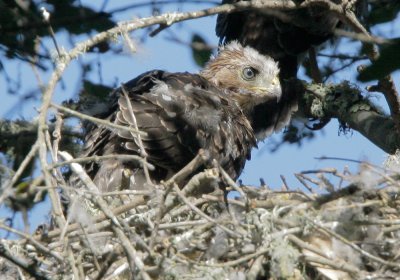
{"left": 158, "top": 219, "right": 208, "bottom": 230}
{"left": 121, "top": 84, "right": 153, "bottom": 185}
{"left": 165, "top": 149, "right": 209, "bottom": 187}
{"left": 51, "top": 103, "right": 146, "bottom": 137}
{"left": 114, "top": 226, "right": 152, "bottom": 280}
{"left": 0, "top": 223, "right": 63, "bottom": 262}
{"left": 247, "top": 255, "right": 265, "bottom": 279}
{"left": 202, "top": 227, "right": 303, "bottom": 268}
{"left": 313, "top": 183, "right": 360, "bottom": 206}
{"left": 44, "top": 196, "right": 146, "bottom": 240}
{"left": 288, "top": 234, "right": 360, "bottom": 275}
{"left": 0, "top": 140, "right": 40, "bottom": 204}
{"left": 163, "top": 197, "right": 208, "bottom": 222}
{"left": 92, "top": 250, "right": 119, "bottom": 280}
{"left": 148, "top": 155, "right": 208, "bottom": 237}
{"left": 148, "top": 186, "right": 169, "bottom": 250}
{"left": 149, "top": 152, "right": 210, "bottom": 249}
{"left": 217, "top": 162, "right": 248, "bottom": 204}
{"left": 202, "top": 194, "right": 246, "bottom": 208}
{"left": 66, "top": 246, "right": 80, "bottom": 280}
{"left": 59, "top": 151, "right": 151, "bottom": 277}
{"left": 294, "top": 173, "right": 314, "bottom": 193}
{"left": 302, "top": 255, "right": 360, "bottom": 276}
{"left": 306, "top": 217, "right": 400, "bottom": 268}
{"left": 51, "top": 153, "right": 154, "bottom": 171}
{"left": 180, "top": 168, "right": 219, "bottom": 196}
{"left": 315, "top": 156, "right": 385, "bottom": 171}
{"left": 0, "top": 241, "right": 50, "bottom": 280}
{"left": 316, "top": 173, "right": 335, "bottom": 192}
{"left": 280, "top": 175, "right": 290, "bottom": 191}
{"left": 172, "top": 184, "right": 241, "bottom": 238}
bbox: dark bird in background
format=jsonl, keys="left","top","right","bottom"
{"left": 217, "top": 0, "right": 365, "bottom": 78}
{"left": 216, "top": 0, "right": 365, "bottom": 130}
{"left": 75, "top": 42, "right": 282, "bottom": 192}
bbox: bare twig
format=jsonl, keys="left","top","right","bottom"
{"left": 280, "top": 175, "right": 290, "bottom": 191}
{"left": 217, "top": 163, "right": 248, "bottom": 203}
{"left": 302, "top": 255, "right": 360, "bottom": 276}
{"left": 51, "top": 153, "right": 154, "bottom": 171}
{"left": 0, "top": 241, "right": 50, "bottom": 280}
{"left": 294, "top": 173, "right": 314, "bottom": 193}
{"left": 113, "top": 227, "right": 152, "bottom": 280}
{"left": 165, "top": 151, "right": 207, "bottom": 187}
{"left": 180, "top": 168, "right": 220, "bottom": 197}
{"left": 51, "top": 103, "right": 145, "bottom": 136}
{"left": 367, "top": 76, "right": 400, "bottom": 137}
{"left": 307, "top": 217, "right": 400, "bottom": 268}
{"left": 0, "top": 141, "right": 39, "bottom": 205}
{"left": 0, "top": 223, "right": 63, "bottom": 262}
{"left": 58, "top": 151, "right": 121, "bottom": 227}
{"left": 172, "top": 184, "right": 241, "bottom": 238}
{"left": 45, "top": 196, "right": 146, "bottom": 240}
{"left": 208, "top": 227, "right": 303, "bottom": 267}
{"left": 66, "top": 246, "right": 80, "bottom": 280}
{"left": 120, "top": 84, "right": 152, "bottom": 185}
{"left": 333, "top": 29, "right": 388, "bottom": 45}
{"left": 40, "top": 7, "right": 62, "bottom": 57}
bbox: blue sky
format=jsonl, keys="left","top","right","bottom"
{"left": 0, "top": 1, "right": 399, "bottom": 233}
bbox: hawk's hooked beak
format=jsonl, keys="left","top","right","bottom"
{"left": 249, "top": 76, "right": 282, "bottom": 101}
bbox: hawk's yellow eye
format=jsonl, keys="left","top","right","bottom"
{"left": 241, "top": 67, "right": 257, "bottom": 81}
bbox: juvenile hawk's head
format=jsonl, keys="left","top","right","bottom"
{"left": 200, "top": 41, "right": 281, "bottom": 114}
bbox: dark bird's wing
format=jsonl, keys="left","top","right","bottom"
{"left": 80, "top": 70, "right": 256, "bottom": 192}
{"left": 217, "top": 0, "right": 342, "bottom": 79}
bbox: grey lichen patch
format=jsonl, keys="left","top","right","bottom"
{"left": 269, "top": 237, "right": 300, "bottom": 279}
{"left": 304, "top": 81, "right": 381, "bottom": 120}
{"left": 310, "top": 97, "right": 325, "bottom": 118}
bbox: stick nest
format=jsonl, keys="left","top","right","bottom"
{"left": 1, "top": 159, "right": 400, "bottom": 280}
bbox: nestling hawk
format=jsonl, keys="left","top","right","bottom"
{"left": 77, "top": 42, "right": 282, "bottom": 192}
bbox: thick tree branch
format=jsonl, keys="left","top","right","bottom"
{"left": 300, "top": 81, "right": 400, "bottom": 154}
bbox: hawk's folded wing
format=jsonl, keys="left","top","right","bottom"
{"left": 80, "top": 70, "right": 255, "bottom": 191}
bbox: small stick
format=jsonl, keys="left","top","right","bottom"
{"left": 120, "top": 84, "right": 152, "bottom": 185}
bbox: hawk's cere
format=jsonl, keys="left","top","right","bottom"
{"left": 76, "top": 42, "right": 283, "bottom": 192}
